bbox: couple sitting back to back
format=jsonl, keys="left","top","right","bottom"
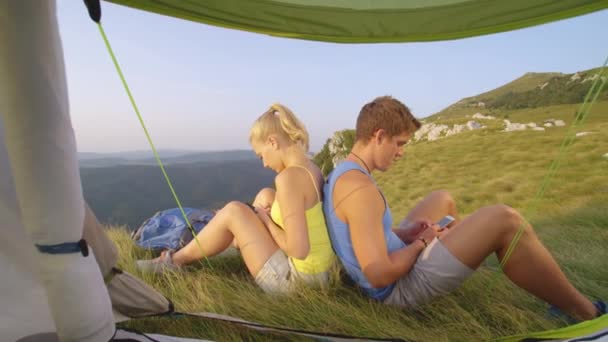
{"left": 139, "top": 97, "right": 605, "bottom": 321}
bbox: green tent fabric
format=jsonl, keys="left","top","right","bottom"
{"left": 106, "top": 0, "right": 608, "bottom": 43}
{"left": 497, "top": 315, "right": 608, "bottom": 341}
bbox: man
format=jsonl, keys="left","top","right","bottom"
{"left": 323, "top": 96, "right": 604, "bottom": 321}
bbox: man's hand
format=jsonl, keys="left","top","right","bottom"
{"left": 416, "top": 224, "right": 441, "bottom": 247}
{"left": 396, "top": 219, "right": 432, "bottom": 243}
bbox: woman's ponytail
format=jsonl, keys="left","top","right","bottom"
{"left": 250, "top": 103, "right": 309, "bottom": 152}
{"left": 271, "top": 104, "right": 309, "bottom": 152}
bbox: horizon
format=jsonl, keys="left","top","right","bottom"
{"left": 57, "top": 2, "right": 608, "bottom": 153}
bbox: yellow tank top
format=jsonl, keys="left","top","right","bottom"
{"left": 270, "top": 166, "right": 335, "bottom": 274}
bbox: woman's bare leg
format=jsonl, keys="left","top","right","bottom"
{"left": 228, "top": 187, "right": 276, "bottom": 250}
{"left": 172, "top": 201, "right": 278, "bottom": 276}
{"left": 402, "top": 190, "right": 460, "bottom": 227}
{"left": 440, "top": 205, "right": 597, "bottom": 321}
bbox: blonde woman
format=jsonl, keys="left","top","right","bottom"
{"left": 138, "top": 104, "right": 335, "bottom": 294}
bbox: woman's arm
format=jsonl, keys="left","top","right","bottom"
{"left": 256, "top": 209, "right": 288, "bottom": 251}
{"left": 262, "top": 168, "right": 311, "bottom": 259}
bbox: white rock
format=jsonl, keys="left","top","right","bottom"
{"left": 413, "top": 123, "right": 434, "bottom": 141}
{"left": 416, "top": 120, "right": 487, "bottom": 141}
{"left": 544, "top": 118, "right": 565, "bottom": 127}
{"left": 532, "top": 127, "right": 545, "bottom": 131}
{"left": 467, "top": 120, "right": 483, "bottom": 130}
{"left": 504, "top": 120, "right": 528, "bottom": 132}
{"left": 446, "top": 124, "right": 466, "bottom": 137}
{"left": 328, "top": 131, "right": 351, "bottom": 166}
{"left": 539, "top": 82, "right": 549, "bottom": 90}
{"left": 427, "top": 125, "right": 449, "bottom": 141}
{"left": 527, "top": 122, "right": 537, "bottom": 128}
{"left": 472, "top": 113, "right": 495, "bottom": 120}
{"left": 575, "top": 132, "right": 593, "bottom": 137}
{"left": 582, "top": 74, "right": 599, "bottom": 83}
{"left": 570, "top": 72, "right": 581, "bottom": 82}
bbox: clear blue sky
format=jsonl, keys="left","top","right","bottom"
{"left": 56, "top": 2, "right": 607, "bottom": 153}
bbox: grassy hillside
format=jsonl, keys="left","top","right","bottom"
{"left": 430, "top": 67, "right": 607, "bottom": 121}
{"left": 382, "top": 101, "right": 608, "bottom": 218}
{"left": 108, "top": 99, "right": 608, "bottom": 341}
{"left": 456, "top": 72, "right": 560, "bottom": 106}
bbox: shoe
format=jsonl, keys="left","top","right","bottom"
{"left": 136, "top": 250, "right": 180, "bottom": 274}
{"left": 594, "top": 300, "right": 607, "bottom": 316}
{"left": 548, "top": 300, "right": 607, "bottom": 323}
{"left": 548, "top": 305, "right": 578, "bottom": 324}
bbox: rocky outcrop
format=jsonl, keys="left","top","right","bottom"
{"left": 503, "top": 120, "right": 527, "bottom": 132}
{"left": 327, "top": 130, "right": 354, "bottom": 166}
{"left": 504, "top": 118, "right": 566, "bottom": 132}
{"left": 569, "top": 72, "right": 581, "bottom": 82}
{"left": 414, "top": 121, "right": 484, "bottom": 142}
{"left": 544, "top": 119, "right": 566, "bottom": 127}
{"left": 472, "top": 113, "right": 495, "bottom": 120}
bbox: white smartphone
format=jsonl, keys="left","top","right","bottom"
{"left": 437, "top": 215, "right": 455, "bottom": 229}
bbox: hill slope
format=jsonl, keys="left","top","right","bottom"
{"left": 429, "top": 67, "right": 607, "bottom": 121}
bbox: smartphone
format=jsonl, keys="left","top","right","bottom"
{"left": 437, "top": 215, "right": 455, "bottom": 229}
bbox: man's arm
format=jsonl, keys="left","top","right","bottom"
{"left": 334, "top": 172, "right": 428, "bottom": 288}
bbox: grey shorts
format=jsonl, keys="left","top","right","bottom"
{"left": 254, "top": 249, "right": 329, "bottom": 294}
{"left": 384, "top": 237, "right": 474, "bottom": 308}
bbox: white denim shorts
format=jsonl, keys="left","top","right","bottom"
{"left": 384, "top": 238, "right": 474, "bottom": 308}
{"left": 255, "top": 249, "right": 329, "bottom": 294}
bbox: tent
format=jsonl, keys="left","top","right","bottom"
{"left": 1, "top": 0, "right": 607, "bottom": 341}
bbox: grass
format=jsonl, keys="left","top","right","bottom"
{"left": 110, "top": 102, "right": 607, "bottom": 341}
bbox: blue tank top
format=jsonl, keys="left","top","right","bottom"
{"left": 323, "top": 161, "right": 406, "bottom": 300}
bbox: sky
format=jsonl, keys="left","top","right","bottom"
{"left": 56, "top": 2, "right": 608, "bottom": 153}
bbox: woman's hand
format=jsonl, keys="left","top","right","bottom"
{"left": 255, "top": 207, "right": 271, "bottom": 226}
{"left": 255, "top": 204, "right": 271, "bottom": 214}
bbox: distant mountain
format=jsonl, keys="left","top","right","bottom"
{"left": 78, "top": 149, "right": 196, "bottom": 160}
{"left": 79, "top": 150, "right": 256, "bottom": 168}
{"left": 429, "top": 67, "right": 607, "bottom": 120}
{"left": 81, "top": 158, "right": 274, "bottom": 229}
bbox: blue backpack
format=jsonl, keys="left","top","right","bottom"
{"left": 131, "top": 207, "right": 215, "bottom": 250}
